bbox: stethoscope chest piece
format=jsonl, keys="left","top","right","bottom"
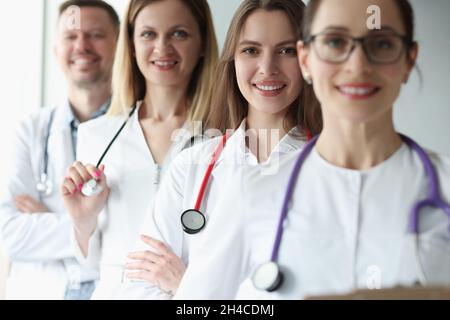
{"left": 36, "top": 173, "right": 53, "bottom": 196}
{"left": 252, "top": 261, "right": 283, "bottom": 292}
{"left": 181, "top": 209, "right": 206, "bottom": 234}
{"left": 81, "top": 178, "right": 103, "bottom": 197}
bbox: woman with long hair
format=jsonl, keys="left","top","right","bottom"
{"left": 61, "top": 0, "right": 218, "bottom": 299}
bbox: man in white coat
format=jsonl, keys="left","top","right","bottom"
{"left": 0, "top": 0, "right": 119, "bottom": 299}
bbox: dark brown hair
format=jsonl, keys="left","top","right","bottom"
{"left": 59, "top": 0, "right": 120, "bottom": 31}
{"left": 207, "top": 0, "right": 322, "bottom": 138}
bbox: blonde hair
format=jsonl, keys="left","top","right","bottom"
{"left": 207, "top": 0, "right": 322, "bottom": 137}
{"left": 108, "top": 0, "right": 218, "bottom": 124}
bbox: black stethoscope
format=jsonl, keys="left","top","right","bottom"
{"left": 81, "top": 105, "right": 203, "bottom": 197}
{"left": 251, "top": 134, "right": 450, "bottom": 292}
{"left": 181, "top": 134, "right": 229, "bottom": 234}
{"left": 81, "top": 106, "right": 137, "bottom": 197}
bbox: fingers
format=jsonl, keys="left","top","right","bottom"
{"left": 126, "top": 270, "right": 156, "bottom": 284}
{"left": 63, "top": 161, "right": 102, "bottom": 193}
{"left": 15, "top": 194, "right": 49, "bottom": 213}
{"left": 85, "top": 164, "right": 102, "bottom": 181}
{"left": 15, "top": 195, "right": 35, "bottom": 212}
{"left": 14, "top": 197, "right": 30, "bottom": 213}
{"left": 125, "top": 260, "right": 155, "bottom": 272}
{"left": 126, "top": 247, "right": 185, "bottom": 294}
{"left": 125, "top": 265, "right": 167, "bottom": 286}
{"left": 61, "top": 176, "right": 78, "bottom": 195}
{"left": 140, "top": 235, "right": 170, "bottom": 256}
{"left": 128, "top": 250, "right": 161, "bottom": 264}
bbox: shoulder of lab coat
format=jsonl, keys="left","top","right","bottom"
{"left": 426, "top": 150, "right": 450, "bottom": 201}
{"left": 113, "top": 137, "right": 220, "bottom": 299}
{"left": 419, "top": 149, "right": 450, "bottom": 249}
{"left": 70, "top": 114, "right": 126, "bottom": 267}
{"left": 0, "top": 106, "right": 75, "bottom": 262}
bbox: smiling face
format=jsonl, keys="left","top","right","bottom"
{"left": 133, "top": 0, "right": 203, "bottom": 89}
{"left": 298, "top": 0, "right": 417, "bottom": 124}
{"left": 234, "top": 9, "right": 302, "bottom": 118}
{"left": 55, "top": 6, "right": 118, "bottom": 89}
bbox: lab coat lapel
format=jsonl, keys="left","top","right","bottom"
{"left": 211, "top": 120, "right": 247, "bottom": 172}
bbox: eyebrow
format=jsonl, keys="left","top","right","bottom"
{"left": 63, "top": 27, "right": 106, "bottom": 32}
{"left": 321, "top": 26, "right": 350, "bottom": 33}
{"left": 367, "top": 26, "right": 401, "bottom": 34}
{"left": 319, "top": 25, "right": 402, "bottom": 35}
{"left": 138, "top": 24, "right": 191, "bottom": 30}
{"left": 238, "top": 39, "right": 297, "bottom": 47}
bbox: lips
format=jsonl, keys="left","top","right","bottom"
{"left": 253, "top": 81, "right": 287, "bottom": 97}
{"left": 151, "top": 59, "right": 178, "bottom": 71}
{"left": 336, "top": 83, "right": 381, "bottom": 100}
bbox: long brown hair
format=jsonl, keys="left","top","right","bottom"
{"left": 206, "top": 0, "right": 322, "bottom": 138}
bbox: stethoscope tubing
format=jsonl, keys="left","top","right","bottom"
{"left": 270, "top": 133, "right": 450, "bottom": 265}
{"left": 193, "top": 134, "right": 228, "bottom": 210}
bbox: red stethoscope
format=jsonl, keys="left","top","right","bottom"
{"left": 181, "top": 129, "right": 313, "bottom": 234}
{"left": 181, "top": 134, "right": 229, "bottom": 234}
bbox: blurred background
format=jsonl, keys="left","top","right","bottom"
{"left": 0, "top": 0, "right": 449, "bottom": 299}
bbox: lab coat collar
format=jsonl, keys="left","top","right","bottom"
{"left": 51, "top": 98, "right": 111, "bottom": 132}
{"left": 216, "top": 119, "right": 305, "bottom": 166}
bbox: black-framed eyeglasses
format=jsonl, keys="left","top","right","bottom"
{"left": 305, "top": 31, "right": 413, "bottom": 65}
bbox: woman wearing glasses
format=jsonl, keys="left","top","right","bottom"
{"left": 174, "top": 0, "right": 450, "bottom": 299}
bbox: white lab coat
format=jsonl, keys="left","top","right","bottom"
{"left": 0, "top": 103, "right": 99, "bottom": 299}
{"left": 175, "top": 143, "right": 450, "bottom": 299}
{"left": 73, "top": 101, "right": 200, "bottom": 299}
{"left": 114, "top": 120, "right": 305, "bottom": 299}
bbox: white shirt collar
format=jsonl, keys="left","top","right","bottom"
{"left": 218, "top": 118, "right": 306, "bottom": 166}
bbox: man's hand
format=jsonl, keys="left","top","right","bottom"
{"left": 15, "top": 195, "right": 49, "bottom": 213}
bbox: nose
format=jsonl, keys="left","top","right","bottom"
{"left": 258, "top": 52, "right": 279, "bottom": 76}
{"left": 153, "top": 35, "right": 173, "bottom": 55}
{"left": 74, "top": 33, "right": 92, "bottom": 53}
{"left": 343, "top": 44, "right": 372, "bottom": 74}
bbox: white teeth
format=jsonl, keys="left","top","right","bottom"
{"left": 154, "top": 61, "right": 176, "bottom": 67}
{"left": 256, "top": 84, "right": 284, "bottom": 91}
{"left": 73, "top": 59, "right": 95, "bottom": 66}
{"left": 339, "top": 87, "right": 376, "bottom": 95}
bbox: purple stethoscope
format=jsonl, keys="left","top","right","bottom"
{"left": 252, "top": 134, "right": 450, "bottom": 292}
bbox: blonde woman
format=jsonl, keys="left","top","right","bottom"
{"left": 61, "top": 0, "right": 218, "bottom": 299}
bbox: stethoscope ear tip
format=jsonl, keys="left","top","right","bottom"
{"left": 36, "top": 178, "right": 53, "bottom": 196}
